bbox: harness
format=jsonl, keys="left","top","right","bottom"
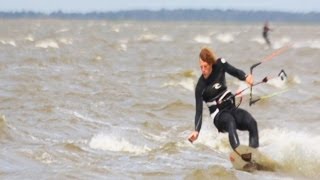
{"left": 206, "top": 90, "right": 235, "bottom": 108}
{"left": 206, "top": 90, "right": 236, "bottom": 121}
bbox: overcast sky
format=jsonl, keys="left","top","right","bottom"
{"left": 0, "top": 0, "right": 319, "bottom": 13}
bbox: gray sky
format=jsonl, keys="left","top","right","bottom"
{"left": 1, "top": 0, "right": 319, "bottom": 13}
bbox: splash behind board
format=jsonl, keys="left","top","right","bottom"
{"left": 229, "top": 145, "right": 279, "bottom": 172}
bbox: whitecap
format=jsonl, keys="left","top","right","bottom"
{"left": 24, "top": 35, "right": 34, "bottom": 42}
{"left": 267, "top": 71, "right": 288, "bottom": 88}
{"left": 250, "top": 37, "right": 265, "bottom": 45}
{"left": 194, "top": 35, "right": 211, "bottom": 44}
{"left": 89, "top": 133, "right": 151, "bottom": 154}
{"left": 58, "top": 38, "right": 73, "bottom": 45}
{"left": 35, "top": 152, "right": 54, "bottom": 164}
{"left": 159, "top": 35, "right": 173, "bottom": 42}
{"left": 56, "top": 28, "right": 69, "bottom": 33}
{"left": 137, "top": 33, "right": 157, "bottom": 42}
{"left": 259, "top": 128, "right": 320, "bottom": 177}
{"left": 118, "top": 43, "right": 127, "bottom": 51}
{"left": 0, "top": 39, "right": 17, "bottom": 47}
{"left": 216, "top": 33, "right": 234, "bottom": 43}
{"left": 35, "top": 39, "right": 59, "bottom": 49}
{"left": 112, "top": 27, "right": 120, "bottom": 33}
{"left": 293, "top": 40, "right": 320, "bottom": 49}
{"left": 272, "top": 37, "right": 291, "bottom": 49}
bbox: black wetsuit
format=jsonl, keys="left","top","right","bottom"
{"left": 194, "top": 58, "right": 259, "bottom": 150}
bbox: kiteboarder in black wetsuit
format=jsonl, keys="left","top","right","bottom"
{"left": 188, "top": 47, "right": 259, "bottom": 161}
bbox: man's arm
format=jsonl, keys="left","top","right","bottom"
{"left": 188, "top": 80, "right": 203, "bottom": 143}
{"left": 221, "top": 59, "right": 247, "bottom": 81}
{"left": 223, "top": 60, "right": 254, "bottom": 86}
{"left": 194, "top": 81, "right": 203, "bottom": 132}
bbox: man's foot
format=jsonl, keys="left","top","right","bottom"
{"left": 241, "top": 153, "right": 252, "bottom": 162}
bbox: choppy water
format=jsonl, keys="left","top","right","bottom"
{"left": 0, "top": 19, "right": 319, "bottom": 179}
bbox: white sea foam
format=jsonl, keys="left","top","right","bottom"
{"left": 260, "top": 128, "right": 320, "bottom": 177}
{"left": 199, "top": 125, "right": 320, "bottom": 177}
{"left": 24, "top": 35, "right": 34, "bottom": 42}
{"left": 215, "top": 33, "right": 234, "bottom": 43}
{"left": 117, "top": 40, "right": 128, "bottom": 51}
{"left": 267, "top": 73, "right": 288, "bottom": 88}
{"left": 293, "top": 39, "right": 320, "bottom": 49}
{"left": 0, "top": 114, "right": 6, "bottom": 128}
{"left": 112, "top": 27, "right": 120, "bottom": 33}
{"left": 56, "top": 28, "right": 69, "bottom": 33}
{"left": 194, "top": 35, "right": 211, "bottom": 44}
{"left": 58, "top": 38, "right": 73, "bottom": 45}
{"left": 0, "top": 39, "right": 16, "bottom": 47}
{"left": 137, "top": 33, "right": 158, "bottom": 42}
{"left": 89, "top": 133, "right": 151, "bottom": 154}
{"left": 292, "top": 75, "right": 301, "bottom": 84}
{"left": 250, "top": 37, "right": 265, "bottom": 45}
{"left": 178, "top": 79, "right": 195, "bottom": 92}
{"left": 159, "top": 35, "right": 173, "bottom": 42}
{"left": 272, "top": 37, "right": 291, "bottom": 49}
{"left": 35, "top": 39, "right": 59, "bottom": 48}
{"left": 35, "top": 152, "right": 54, "bottom": 164}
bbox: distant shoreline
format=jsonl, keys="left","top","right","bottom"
{"left": 1, "top": 9, "right": 319, "bottom": 22}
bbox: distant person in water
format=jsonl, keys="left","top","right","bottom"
{"left": 263, "top": 21, "right": 272, "bottom": 47}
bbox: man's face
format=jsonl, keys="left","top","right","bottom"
{"left": 199, "top": 59, "right": 212, "bottom": 79}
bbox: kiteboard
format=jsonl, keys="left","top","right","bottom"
{"left": 229, "top": 145, "right": 279, "bottom": 172}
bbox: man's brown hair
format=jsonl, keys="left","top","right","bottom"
{"left": 199, "top": 47, "right": 217, "bottom": 65}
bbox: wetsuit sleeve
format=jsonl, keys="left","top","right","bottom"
{"left": 194, "top": 80, "right": 203, "bottom": 132}
{"left": 221, "top": 59, "right": 247, "bottom": 81}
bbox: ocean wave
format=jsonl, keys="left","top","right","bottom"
{"left": 24, "top": 35, "right": 34, "bottom": 42}
{"left": 0, "top": 114, "right": 6, "bottom": 128}
{"left": 136, "top": 33, "right": 173, "bottom": 43}
{"left": 162, "top": 78, "right": 195, "bottom": 92}
{"left": 266, "top": 72, "right": 288, "bottom": 88}
{"left": 188, "top": 118, "right": 320, "bottom": 178}
{"left": 272, "top": 37, "right": 291, "bottom": 49}
{"left": 293, "top": 39, "right": 320, "bottom": 49}
{"left": 193, "top": 35, "right": 211, "bottom": 44}
{"left": 89, "top": 133, "right": 151, "bottom": 154}
{"left": 185, "top": 165, "right": 236, "bottom": 180}
{"left": 111, "top": 26, "right": 120, "bottom": 33}
{"left": 0, "top": 114, "right": 12, "bottom": 141}
{"left": 58, "top": 38, "right": 73, "bottom": 45}
{"left": 0, "top": 39, "right": 16, "bottom": 47}
{"left": 215, "top": 33, "right": 234, "bottom": 43}
{"left": 35, "top": 151, "right": 55, "bottom": 164}
{"left": 155, "top": 100, "right": 193, "bottom": 111}
{"left": 117, "top": 39, "right": 128, "bottom": 51}
{"left": 259, "top": 128, "right": 320, "bottom": 178}
{"left": 136, "top": 33, "right": 158, "bottom": 43}
{"left": 63, "top": 142, "right": 85, "bottom": 152}
{"left": 162, "top": 70, "right": 196, "bottom": 91}
{"left": 159, "top": 35, "right": 173, "bottom": 42}
{"left": 250, "top": 37, "right": 265, "bottom": 45}
{"left": 57, "top": 108, "right": 111, "bottom": 127}
{"left": 150, "top": 142, "right": 180, "bottom": 154}
{"left": 35, "top": 39, "right": 59, "bottom": 49}
{"left": 56, "top": 28, "right": 70, "bottom": 33}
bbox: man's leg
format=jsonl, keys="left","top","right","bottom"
{"left": 234, "top": 108, "right": 259, "bottom": 148}
{"left": 217, "top": 112, "right": 240, "bottom": 150}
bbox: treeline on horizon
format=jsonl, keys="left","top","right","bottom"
{"left": 0, "top": 9, "right": 319, "bottom": 22}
